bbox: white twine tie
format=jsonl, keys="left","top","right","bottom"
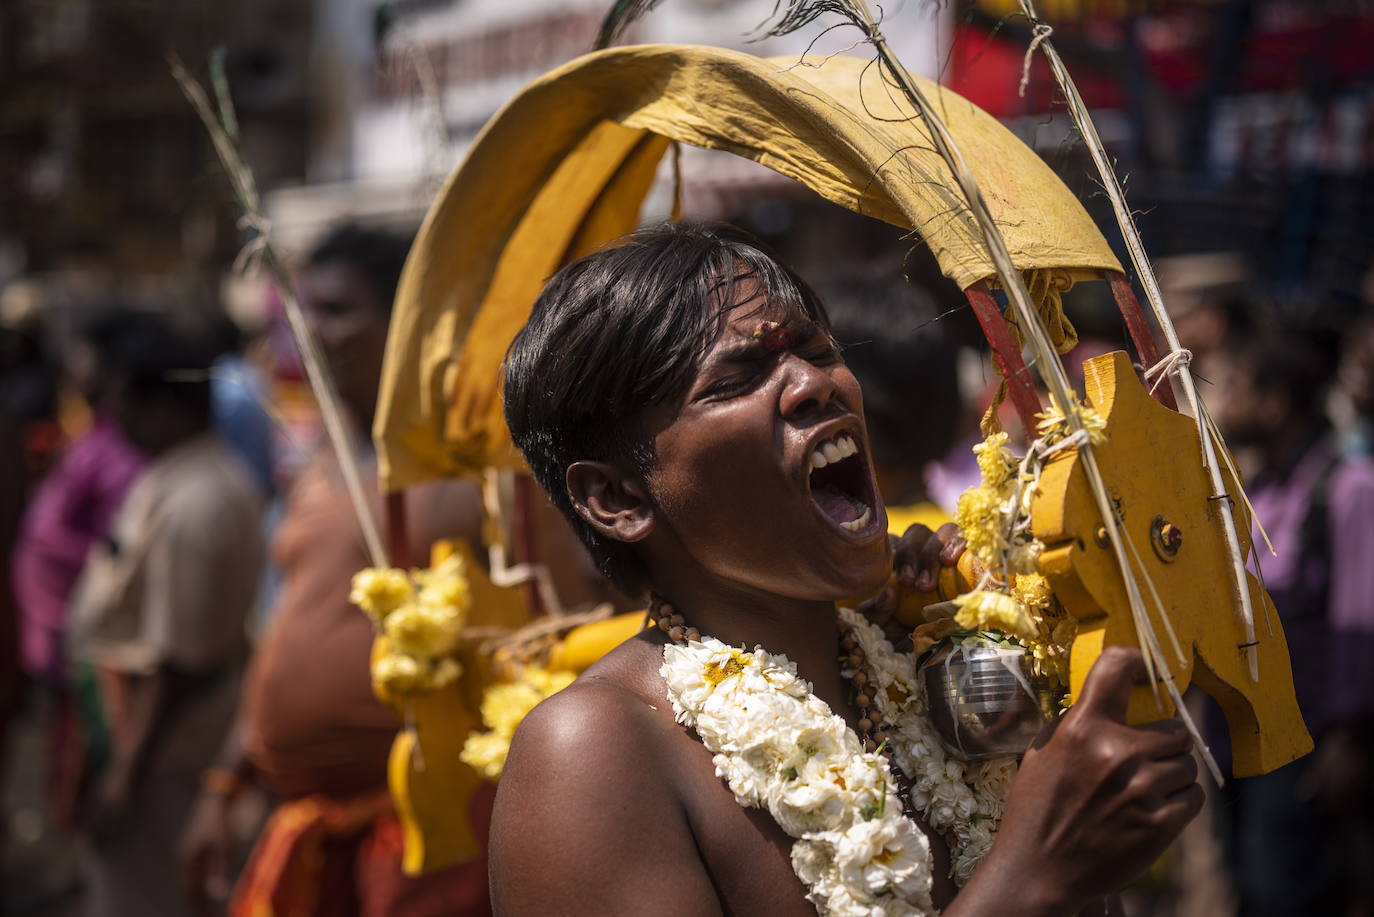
{"left": 1019, "top": 23, "right": 1054, "bottom": 98}
{"left": 1144, "top": 347, "right": 1193, "bottom": 395}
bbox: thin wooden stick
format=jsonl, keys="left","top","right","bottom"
{"left": 170, "top": 52, "right": 388, "bottom": 569}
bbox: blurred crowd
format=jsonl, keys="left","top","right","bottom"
{"left": 0, "top": 223, "right": 508, "bottom": 917}
{"left": 0, "top": 216, "right": 1371, "bottom": 917}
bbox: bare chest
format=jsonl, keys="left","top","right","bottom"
{"left": 667, "top": 717, "right": 957, "bottom": 914}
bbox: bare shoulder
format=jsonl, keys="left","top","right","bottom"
{"left": 489, "top": 634, "right": 722, "bottom": 916}
{"left": 508, "top": 663, "right": 669, "bottom": 766}
{"left": 509, "top": 630, "right": 674, "bottom": 754}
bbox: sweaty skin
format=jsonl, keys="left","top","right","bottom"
{"left": 489, "top": 293, "right": 1202, "bottom": 916}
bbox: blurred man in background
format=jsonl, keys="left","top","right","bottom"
{"left": 1333, "top": 314, "right": 1374, "bottom": 459}
{"left": 68, "top": 310, "right": 264, "bottom": 917}
{"left": 180, "top": 224, "right": 495, "bottom": 917}
{"left": 1206, "top": 326, "right": 1374, "bottom": 916}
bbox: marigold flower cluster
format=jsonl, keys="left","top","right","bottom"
{"left": 1035, "top": 395, "right": 1107, "bottom": 447}
{"left": 954, "top": 433, "right": 1040, "bottom": 577}
{"left": 349, "top": 554, "right": 472, "bottom": 695}
{"left": 460, "top": 667, "right": 577, "bottom": 779}
{"left": 950, "top": 423, "right": 1091, "bottom": 692}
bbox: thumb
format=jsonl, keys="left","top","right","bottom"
{"left": 1074, "top": 645, "right": 1148, "bottom": 723}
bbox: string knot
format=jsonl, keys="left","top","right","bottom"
{"left": 1018, "top": 23, "right": 1054, "bottom": 98}
{"left": 232, "top": 212, "right": 273, "bottom": 275}
{"left": 1144, "top": 348, "right": 1193, "bottom": 394}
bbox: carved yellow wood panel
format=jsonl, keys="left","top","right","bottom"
{"left": 1033, "top": 351, "right": 1312, "bottom": 776}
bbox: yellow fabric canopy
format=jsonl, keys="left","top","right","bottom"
{"left": 375, "top": 43, "right": 1121, "bottom": 492}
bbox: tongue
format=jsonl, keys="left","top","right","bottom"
{"left": 812, "top": 484, "right": 867, "bottom": 525}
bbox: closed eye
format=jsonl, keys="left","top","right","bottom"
{"left": 800, "top": 345, "right": 842, "bottom": 366}
{"left": 698, "top": 368, "right": 764, "bottom": 400}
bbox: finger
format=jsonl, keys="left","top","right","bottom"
{"left": 209, "top": 841, "right": 229, "bottom": 888}
{"left": 1152, "top": 781, "right": 1205, "bottom": 834}
{"left": 1129, "top": 751, "right": 1199, "bottom": 808}
{"left": 893, "top": 525, "right": 936, "bottom": 586}
{"left": 935, "top": 523, "right": 965, "bottom": 565}
{"left": 1148, "top": 752, "right": 1200, "bottom": 800}
{"left": 1125, "top": 718, "right": 1194, "bottom": 760}
{"left": 914, "top": 530, "right": 946, "bottom": 592}
{"left": 1074, "top": 645, "right": 1148, "bottom": 724}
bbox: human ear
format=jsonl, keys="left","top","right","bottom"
{"left": 565, "top": 461, "right": 655, "bottom": 544}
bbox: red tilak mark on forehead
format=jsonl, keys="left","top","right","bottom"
{"left": 753, "top": 320, "right": 795, "bottom": 354}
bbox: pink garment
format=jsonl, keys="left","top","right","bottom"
{"left": 1247, "top": 440, "right": 1374, "bottom": 734}
{"left": 11, "top": 416, "right": 144, "bottom": 682}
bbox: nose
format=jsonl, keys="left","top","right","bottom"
{"left": 778, "top": 353, "right": 840, "bottom": 420}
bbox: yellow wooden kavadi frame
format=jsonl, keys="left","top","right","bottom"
{"left": 371, "top": 44, "right": 1311, "bottom": 875}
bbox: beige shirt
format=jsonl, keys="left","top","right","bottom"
{"left": 72, "top": 432, "right": 264, "bottom": 674}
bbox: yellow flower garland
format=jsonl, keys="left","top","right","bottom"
{"left": 946, "top": 398, "right": 1107, "bottom": 694}
{"left": 349, "top": 553, "right": 473, "bottom": 695}
{"left": 460, "top": 667, "right": 577, "bottom": 779}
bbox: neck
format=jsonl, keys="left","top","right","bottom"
{"left": 650, "top": 570, "right": 845, "bottom": 697}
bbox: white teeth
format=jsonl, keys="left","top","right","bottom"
{"left": 839, "top": 505, "right": 872, "bottom": 532}
{"left": 809, "top": 435, "right": 861, "bottom": 474}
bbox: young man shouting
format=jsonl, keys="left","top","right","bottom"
{"left": 493, "top": 222, "right": 1203, "bottom": 915}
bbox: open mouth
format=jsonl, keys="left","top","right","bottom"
{"left": 808, "top": 433, "right": 875, "bottom": 533}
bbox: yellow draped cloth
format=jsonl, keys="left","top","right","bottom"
{"left": 374, "top": 44, "right": 1120, "bottom": 493}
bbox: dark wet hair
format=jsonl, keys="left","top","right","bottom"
{"left": 814, "top": 269, "right": 961, "bottom": 473}
{"left": 503, "top": 221, "right": 831, "bottom": 595}
{"left": 306, "top": 223, "right": 413, "bottom": 312}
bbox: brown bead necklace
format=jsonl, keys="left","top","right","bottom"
{"left": 650, "top": 595, "right": 919, "bottom": 820}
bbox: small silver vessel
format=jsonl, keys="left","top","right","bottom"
{"left": 921, "top": 641, "right": 1053, "bottom": 760}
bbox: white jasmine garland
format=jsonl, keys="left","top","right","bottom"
{"left": 660, "top": 608, "right": 1016, "bottom": 916}
{"left": 841, "top": 608, "right": 1015, "bottom": 887}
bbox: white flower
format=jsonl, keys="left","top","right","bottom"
{"left": 834, "top": 817, "right": 933, "bottom": 907}
{"left": 662, "top": 639, "right": 751, "bottom": 718}
{"left": 791, "top": 836, "right": 837, "bottom": 888}
{"left": 713, "top": 753, "right": 771, "bottom": 806}
{"left": 769, "top": 754, "right": 871, "bottom": 836}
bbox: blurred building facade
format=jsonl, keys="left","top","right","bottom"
{"left": 2, "top": 0, "right": 1371, "bottom": 320}
{"left": 260, "top": 0, "right": 953, "bottom": 250}
{"left": 0, "top": 0, "right": 317, "bottom": 317}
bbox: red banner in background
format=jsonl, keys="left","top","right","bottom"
{"left": 945, "top": 1, "right": 1374, "bottom": 119}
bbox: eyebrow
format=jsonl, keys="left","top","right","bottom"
{"left": 705, "top": 319, "right": 829, "bottom": 365}
{"left": 709, "top": 340, "right": 768, "bottom": 366}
